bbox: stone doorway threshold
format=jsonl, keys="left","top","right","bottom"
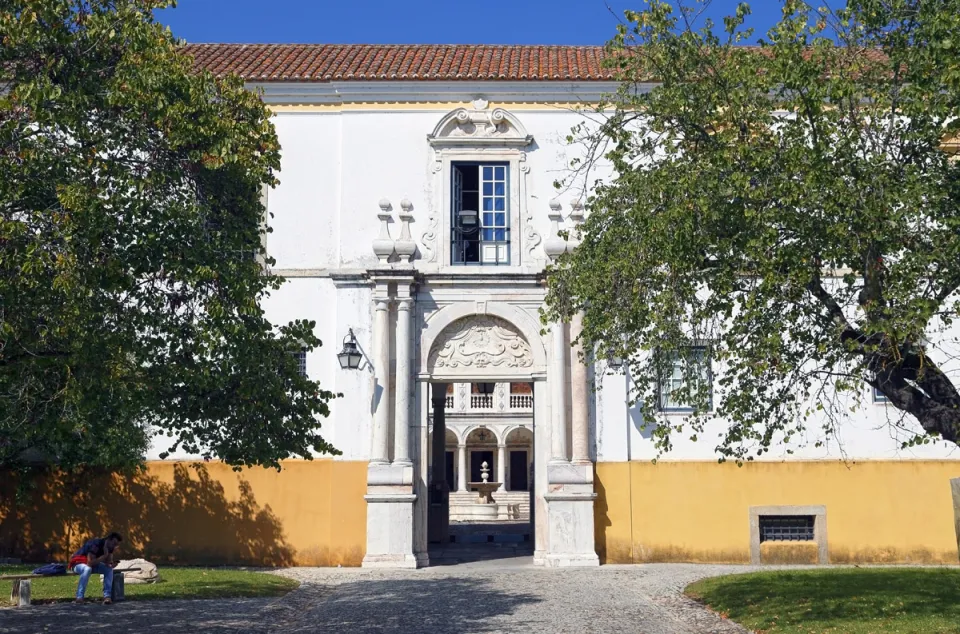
{"left": 431, "top": 521, "right": 533, "bottom": 566}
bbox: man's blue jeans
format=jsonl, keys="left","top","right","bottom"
{"left": 74, "top": 563, "right": 113, "bottom": 599}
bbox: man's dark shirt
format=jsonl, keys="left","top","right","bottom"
{"left": 73, "top": 538, "right": 113, "bottom": 559}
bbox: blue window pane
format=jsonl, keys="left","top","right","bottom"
{"left": 483, "top": 182, "right": 493, "bottom": 195}
{"left": 483, "top": 198, "right": 493, "bottom": 211}
{"left": 494, "top": 182, "right": 504, "bottom": 196}
{"left": 482, "top": 228, "right": 494, "bottom": 240}
{"left": 494, "top": 198, "right": 505, "bottom": 211}
{"left": 495, "top": 229, "right": 505, "bottom": 241}
{"left": 494, "top": 212, "right": 505, "bottom": 226}
{"left": 483, "top": 212, "right": 494, "bottom": 225}
{"left": 495, "top": 166, "right": 505, "bottom": 179}
{"left": 483, "top": 166, "right": 493, "bottom": 179}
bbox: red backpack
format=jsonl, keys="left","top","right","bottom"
{"left": 68, "top": 554, "right": 88, "bottom": 571}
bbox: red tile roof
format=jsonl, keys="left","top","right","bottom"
{"left": 183, "top": 44, "right": 615, "bottom": 82}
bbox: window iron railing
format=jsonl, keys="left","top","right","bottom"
{"left": 451, "top": 225, "right": 510, "bottom": 265}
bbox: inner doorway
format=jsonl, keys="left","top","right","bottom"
{"left": 427, "top": 381, "right": 536, "bottom": 565}
{"left": 470, "top": 450, "right": 494, "bottom": 483}
{"left": 509, "top": 451, "right": 528, "bottom": 491}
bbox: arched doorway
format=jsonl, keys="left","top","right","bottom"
{"left": 417, "top": 305, "right": 548, "bottom": 565}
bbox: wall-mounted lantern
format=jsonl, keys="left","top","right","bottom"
{"left": 337, "top": 329, "right": 363, "bottom": 370}
{"left": 607, "top": 347, "right": 624, "bottom": 370}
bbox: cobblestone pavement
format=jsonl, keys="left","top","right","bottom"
{"left": 0, "top": 561, "right": 774, "bottom": 633}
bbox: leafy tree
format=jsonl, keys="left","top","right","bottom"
{"left": 0, "top": 0, "right": 337, "bottom": 474}
{"left": 546, "top": 0, "right": 960, "bottom": 460}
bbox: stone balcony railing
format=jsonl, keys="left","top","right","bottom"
{"left": 434, "top": 383, "right": 533, "bottom": 414}
{"left": 509, "top": 394, "right": 533, "bottom": 409}
{"left": 432, "top": 383, "right": 534, "bottom": 413}
{"left": 470, "top": 394, "right": 494, "bottom": 409}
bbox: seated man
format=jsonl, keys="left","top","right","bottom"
{"left": 72, "top": 531, "right": 122, "bottom": 604}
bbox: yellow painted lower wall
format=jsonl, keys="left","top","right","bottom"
{"left": 595, "top": 461, "right": 960, "bottom": 565}
{"left": 0, "top": 460, "right": 367, "bottom": 567}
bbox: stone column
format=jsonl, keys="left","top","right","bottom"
{"left": 428, "top": 383, "right": 449, "bottom": 544}
{"left": 393, "top": 296, "right": 414, "bottom": 466}
{"left": 370, "top": 294, "right": 392, "bottom": 464}
{"left": 570, "top": 311, "right": 591, "bottom": 464}
{"left": 550, "top": 320, "right": 569, "bottom": 463}
{"left": 497, "top": 444, "right": 507, "bottom": 491}
{"left": 457, "top": 443, "right": 467, "bottom": 492}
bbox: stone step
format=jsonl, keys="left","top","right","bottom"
{"left": 450, "top": 533, "right": 530, "bottom": 544}
{"left": 449, "top": 491, "right": 531, "bottom": 520}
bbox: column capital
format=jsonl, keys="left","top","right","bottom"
{"left": 396, "top": 297, "right": 414, "bottom": 312}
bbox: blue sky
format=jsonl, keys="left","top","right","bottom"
{"left": 156, "top": 1, "right": 811, "bottom": 46}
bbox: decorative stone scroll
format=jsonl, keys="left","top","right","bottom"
{"left": 427, "top": 105, "right": 533, "bottom": 149}
{"left": 428, "top": 316, "right": 534, "bottom": 372}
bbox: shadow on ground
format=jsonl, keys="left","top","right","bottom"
{"left": 0, "top": 598, "right": 275, "bottom": 634}
{"left": 278, "top": 576, "right": 543, "bottom": 633}
{"left": 1, "top": 576, "right": 542, "bottom": 634}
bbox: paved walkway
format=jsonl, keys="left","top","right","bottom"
{"left": 1, "top": 562, "right": 765, "bottom": 633}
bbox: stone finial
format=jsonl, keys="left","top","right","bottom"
{"left": 567, "top": 198, "right": 586, "bottom": 252}
{"left": 481, "top": 461, "right": 490, "bottom": 482}
{"left": 543, "top": 199, "right": 567, "bottom": 262}
{"left": 395, "top": 198, "right": 417, "bottom": 263}
{"left": 372, "top": 199, "right": 395, "bottom": 264}
{"left": 570, "top": 198, "right": 585, "bottom": 222}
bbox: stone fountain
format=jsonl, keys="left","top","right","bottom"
{"left": 450, "top": 461, "right": 504, "bottom": 521}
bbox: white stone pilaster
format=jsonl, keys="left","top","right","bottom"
{"left": 497, "top": 444, "right": 507, "bottom": 491}
{"left": 457, "top": 443, "right": 467, "bottom": 492}
{"left": 393, "top": 294, "right": 414, "bottom": 466}
{"left": 370, "top": 289, "right": 392, "bottom": 465}
{"left": 363, "top": 277, "right": 421, "bottom": 569}
{"left": 549, "top": 320, "right": 569, "bottom": 463}
{"left": 570, "top": 311, "right": 590, "bottom": 464}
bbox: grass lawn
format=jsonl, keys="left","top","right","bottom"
{"left": 686, "top": 568, "right": 960, "bottom": 634}
{"left": 0, "top": 565, "right": 299, "bottom": 603}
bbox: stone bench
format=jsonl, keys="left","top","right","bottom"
{"left": 2, "top": 567, "right": 140, "bottom": 607}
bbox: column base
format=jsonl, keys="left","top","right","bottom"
{"left": 533, "top": 550, "right": 548, "bottom": 566}
{"left": 361, "top": 553, "right": 428, "bottom": 569}
{"left": 544, "top": 490, "right": 598, "bottom": 567}
{"left": 543, "top": 553, "right": 600, "bottom": 568}
{"left": 363, "top": 488, "right": 417, "bottom": 568}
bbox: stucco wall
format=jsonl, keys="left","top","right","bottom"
{"left": 594, "top": 460, "right": 960, "bottom": 564}
{"left": 0, "top": 460, "right": 367, "bottom": 567}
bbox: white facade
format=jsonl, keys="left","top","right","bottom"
{"left": 148, "top": 79, "right": 959, "bottom": 567}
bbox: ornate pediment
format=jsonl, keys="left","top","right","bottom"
{"left": 427, "top": 104, "right": 533, "bottom": 149}
{"left": 428, "top": 315, "right": 534, "bottom": 373}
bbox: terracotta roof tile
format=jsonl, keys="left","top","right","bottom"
{"left": 182, "top": 44, "right": 889, "bottom": 83}
{"left": 182, "top": 44, "right": 616, "bottom": 82}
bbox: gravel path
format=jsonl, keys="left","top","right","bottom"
{"left": 0, "top": 562, "right": 771, "bottom": 633}
{"left": 266, "top": 562, "right": 764, "bottom": 634}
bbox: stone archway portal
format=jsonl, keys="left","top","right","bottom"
{"left": 361, "top": 299, "right": 598, "bottom": 569}
{"left": 418, "top": 310, "right": 547, "bottom": 565}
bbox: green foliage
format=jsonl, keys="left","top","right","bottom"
{"left": 0, "top": 1, "right": 337, "bottom": 473}
{"left": 546, "top": 0, "right": 960, "bottom": 459}
{"left": 686, "top": 568, "right": 960, "bottom": 633}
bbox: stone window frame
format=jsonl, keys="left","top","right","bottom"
{"left": 655, "top": 344, "right": 714, "bottom": 414}
{"left": 436, "top": 148, "right": 527, "bottom": 271}
{"left": 749, "top": 505, "right": 828, "bottom": 564}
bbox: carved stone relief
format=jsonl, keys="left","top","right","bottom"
{"left": 428, "top": 316, "right": 534, "bottom": 371}
{"left": 427, "top": 107, "right": 533, "bottom": 148}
